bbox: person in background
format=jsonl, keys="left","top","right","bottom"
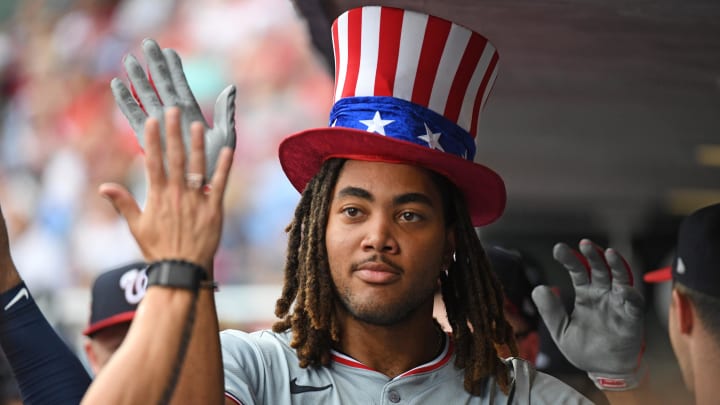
{"left": 644, "top": 202, "right": 720, "bottom": 405}
{"left": 435, "top": 244, "right": 609, "bottom": 404}
{"left": 83, "top": 262, "right": 147, "bottom": 375}
{"left": 434, "top": 245, "right": 542, "bottom": 363}
{"left": 486, "top": 247, "right": 542, "bottom": 363}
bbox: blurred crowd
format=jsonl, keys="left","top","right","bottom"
{"left": 0, "top": 0, "right": 334, "bottom": 293}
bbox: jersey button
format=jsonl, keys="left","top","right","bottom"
{"left": 388, "top": 390, "right": 401, "bottom": 403}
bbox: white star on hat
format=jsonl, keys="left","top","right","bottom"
{"left": 419, "top": 123, "right": 444, "bottom": 151}
{"left": 360, "top": 111, "right": 394, "bottom": 135}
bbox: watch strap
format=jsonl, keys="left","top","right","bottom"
{"left": 147, "top": 260, "right": 208, "bottom": 292}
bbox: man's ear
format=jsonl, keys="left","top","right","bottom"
{"left": 671, "top": 289, "right": 695, "bottom": 335}
{"left": 84, "top": 340, "right": 100, "bottom": 376}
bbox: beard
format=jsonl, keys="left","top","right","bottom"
{"left": 335, "top": 280, "right": 438, "bottom": 326}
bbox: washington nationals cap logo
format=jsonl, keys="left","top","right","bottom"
{"left": 119, "top": 267, "right": 148, "bottom": 305}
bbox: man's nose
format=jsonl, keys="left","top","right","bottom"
{"left": 361, "top": 215, "right": 399, "bottom": 254}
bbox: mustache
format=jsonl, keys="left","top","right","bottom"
{"left": 351, "top": 255, "right": 404, "bottom": 274}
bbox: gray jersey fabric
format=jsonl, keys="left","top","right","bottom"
{"left": 222, "top": 329, "right": 593, "bottom": 405}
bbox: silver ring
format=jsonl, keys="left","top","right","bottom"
{"left": 185, "top": 172, "right": 204, "bottom": 190}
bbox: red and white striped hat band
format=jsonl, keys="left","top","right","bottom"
{"left": 331, "top": 6, "right": 499, "bottom": 143}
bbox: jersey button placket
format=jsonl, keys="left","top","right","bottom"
{"left": 388, "top": 390, "right": 401, "bottom": 403}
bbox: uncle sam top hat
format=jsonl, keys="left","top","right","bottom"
{"left": 279, "top": 5, "right": 506, "bottom": 226}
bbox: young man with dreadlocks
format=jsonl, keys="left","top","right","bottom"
{"left": 104, "top": 5, "right": 648, "bottom": 404}
{"left": 0, "top": 4, "right": 648, "bottom": 404}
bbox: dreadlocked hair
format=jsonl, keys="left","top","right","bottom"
{"left": 434, "top": 173, "right": 518, "bottom": 396}
{"left": 272, "top": 158, "right": 347, "bottom": 368}
{"left": 272, "top": 158, "right": 516, "bottom": 395}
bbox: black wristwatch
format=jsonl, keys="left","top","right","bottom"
{"left": 146, "top": 260, "right": 209, "bottom": 292}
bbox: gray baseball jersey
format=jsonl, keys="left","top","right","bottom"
{"left": 221, "top": 329, "right": 592, "bottom": 404}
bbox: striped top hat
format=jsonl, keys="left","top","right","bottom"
{"left": 279, "top": 6, "right": 505, "bottom": 225}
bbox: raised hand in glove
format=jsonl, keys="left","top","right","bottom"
{"left": 532, "top": 239, "right": 646, "bottom": 391}
{"left": 111, "top": 38, "right": 236, "bottom": 179}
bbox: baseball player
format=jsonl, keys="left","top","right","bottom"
{"left": 106, "top": 5, "right": 646, "bottom": 404}
{"left": 84, "top": 106, "right": 234, "bottom": 404}
{"left": 644, "top": 202, "right": 720, "bottom": 405}
{"left": 0, "top": 4, "right": 649, "bottom": 404}
{"left": 83, "top": 262, "right": 148, "bottom": 375}
{"left": 0, "top": 106, "right": 232, "bottom": 404}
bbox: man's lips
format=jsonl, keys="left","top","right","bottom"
{"left": 353, "top": 261, "right": 401, "bottom": 284}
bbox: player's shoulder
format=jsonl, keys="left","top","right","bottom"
{"left": 505, "top": 357, "right": 594, "bottom": 405}
{"left": 221, "top": 328, "right": 293, "bottom": 350}
{"left": 221, "top": 328, "right": 296, "bottom": 359}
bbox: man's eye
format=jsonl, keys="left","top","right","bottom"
{"left": 401, "top": 212, "right": 421, "bottom": 222}
{"left": 343, "top": 207, "right": 359, "bottom": 217}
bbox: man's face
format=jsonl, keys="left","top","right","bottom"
{"left": 325, "top": 160, "right": 454, "bottom": 326}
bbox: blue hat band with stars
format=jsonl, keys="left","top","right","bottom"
{"left": 329, "top": 96, "right": 477, "bottom": 162}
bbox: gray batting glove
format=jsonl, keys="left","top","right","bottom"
{"left": 111, "top": 38, "right": 236, "bottom": 179}
{"left": 532, "top": 239, "right": 646, "bottom": 391}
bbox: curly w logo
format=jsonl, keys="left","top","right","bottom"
{"left": 119, "top": 268, "right": 148, "bottom": 305}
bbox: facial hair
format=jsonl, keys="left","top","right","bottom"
{"left": 336, "top": 256, "right": 439, "bottom": 326}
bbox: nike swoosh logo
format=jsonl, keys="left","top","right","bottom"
{"left": 4, "top": 288, "right": 28, "bottom": 311}
{"left": 289, "top": 378, "right": 332, "bottom": 394}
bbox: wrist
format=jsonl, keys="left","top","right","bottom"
{"left": 147, "top": 260, "right": 209, "bottom": 292}
{"left": 588, "top": 359, "right": 648, "bottom": 391}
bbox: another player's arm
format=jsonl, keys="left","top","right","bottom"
{"left": 0, "top": 204, "right": 92, "bottom": 403}
{"left": 82, "top": 283, "right": 197, "bottom": 404}
{"left": 167, "top": 283, "right": 224, "bottom": 404}
{"left": 86, "top": 108, "right": 232, "bottom": 404}
{"left": 0, "top": 230, "right": 20, "bottom": 291}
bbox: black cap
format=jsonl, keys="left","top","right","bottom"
{"left": 487, "top": 246, "right": 540, "bottom": 330}
{"left": 644, "top": 202, "right": 720, "bottom": 298}
{"left": 83, "top": 262, "right": 148, "bottom": 336}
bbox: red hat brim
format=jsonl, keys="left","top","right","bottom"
{"left": 82, "top": 310, "right": 135, "bottom": 337}
{"left": 279, "top": 127, "right": 506, "bottom": 226}
{"left": 643, "top": 266, "right": 672, "bottom": 283}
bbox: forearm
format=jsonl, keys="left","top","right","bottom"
{"left": 0, "top": 281, "right": 92, "bottom": 404}
{"left": 82, "top": 286, "right": 197, "bottom": 405}
{"left": 169, "top": 288, "right": 223, "bottom": 404}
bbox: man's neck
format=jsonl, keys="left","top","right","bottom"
{"left": 334, "top": 309, "right": 444, "bottom": 378}
{"left": 691, "top": 332, "right": 720, "bottom": 405}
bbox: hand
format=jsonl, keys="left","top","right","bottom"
{"left": 99, "top": 108, "right": 234, "bottom": 273}
{"left": 532, "top": 239, "right": 645, "bottom": 391}
{"left": 0, "top": 204, "right": 21, "bottom": 292}
{"left": 111, "top": 38, "right": 236, "bottom": 179}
